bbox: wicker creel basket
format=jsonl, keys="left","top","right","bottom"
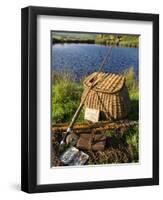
{"left": 82, "top": 72, "right": 131, "bottom": 120}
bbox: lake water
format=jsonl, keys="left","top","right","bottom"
{"left": 52, "top": 43, "right": 139, "bottom": 81}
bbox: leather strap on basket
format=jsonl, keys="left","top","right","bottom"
{"left": 88, "top": 129, "right": 96, "bottom": 150}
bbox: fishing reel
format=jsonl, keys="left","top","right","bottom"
{"left": 60, "top": 128, "right": 79, "bottom": 147}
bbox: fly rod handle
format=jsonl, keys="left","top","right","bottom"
{"left": 61, "top": 79, "right": 102, "bottom": 145}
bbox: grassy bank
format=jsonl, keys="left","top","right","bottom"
{"left": 52, "top": 33, "right": 139, "bottom": 48}
{"left": 52, "top": 67, "right": 138, "bottom": 123}
{"left": 53, "top": 37, "right": 95, "bottom": 44}
{"left": 52, "top": 33, "right": 95, "bottom": 44}
{"left": 52, "top": 68, "right": 139, "bottom": 164}
{"left": 52, "top": 71, "right": 84, "bottom": 124}
{"left": 95, "top": 34, "right": 139, "bottom": 48}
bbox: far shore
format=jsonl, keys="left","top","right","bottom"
{"left": 52, "top": 34, "right": 139, "bottom": 48}
{"left": 52, "top": 39, "right": 138, "bottom": 48}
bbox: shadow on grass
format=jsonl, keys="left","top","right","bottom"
{"left": 128, "top": 99, "right": 139, "bottom": 121}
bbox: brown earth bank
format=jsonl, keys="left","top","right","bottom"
{"left": 51, "top": 126, "right": 138, "bottom": 167}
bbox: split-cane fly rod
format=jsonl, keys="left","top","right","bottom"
{"left": 60, "top": 37, "right": 120, "bottom": 146}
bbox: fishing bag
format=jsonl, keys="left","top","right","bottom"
{"left": 76, "top": 130, "right": 106, "bottom": 151}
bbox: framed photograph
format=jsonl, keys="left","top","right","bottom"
{"left": 21, "top": 6, "right": 159, "bottom": 193}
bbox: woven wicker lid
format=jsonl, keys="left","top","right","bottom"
{"left": 83, "top": 72, "right": 125, "bottom": 94}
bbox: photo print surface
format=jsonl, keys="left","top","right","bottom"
{"left": 51, "top": 31, "right": 139, "bottom": 167}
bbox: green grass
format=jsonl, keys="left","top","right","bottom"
{"left": 124, "top": 67, "right": 139, "bottom": 121}
{"left": 124, "top": 67, "right": 138, "bottom": 91}
{"left": 52, "top": 35, "right": 95, "bottom": 44}
{"left": 52, "top": 68, "right": 139, "bottom": 164}
{"left": 95, "top": 34, "right": 139, "bottom": 47}
{"left": 52, "top": 68, "right": 139, "bottom": 123}
{"left": 52, "top": 81, "right": 84, "bottom": 123}
{"left": 124, "top": 68, "right": 139, "bottom": 162}
{"left": 125, "top": 124, "right": 139, "bottom": 162}
{"left": 52, "top": 33, "right": 139, "bottom": 47}
{"left": 52, "top": 71, "right": 84, "bottom": 123}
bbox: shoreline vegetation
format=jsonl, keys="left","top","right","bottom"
{"left": 52, "top": 67, "right": 138, "bottom": 124}
{"left": 52, "top": 33, "right": 139, "bottom": 48}
{"left": 52, "top": 67, "right": 139, "bottom": 165}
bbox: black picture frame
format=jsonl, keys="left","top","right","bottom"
{"left": 21, "top": 6, "right": 159, "bottom": 193}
